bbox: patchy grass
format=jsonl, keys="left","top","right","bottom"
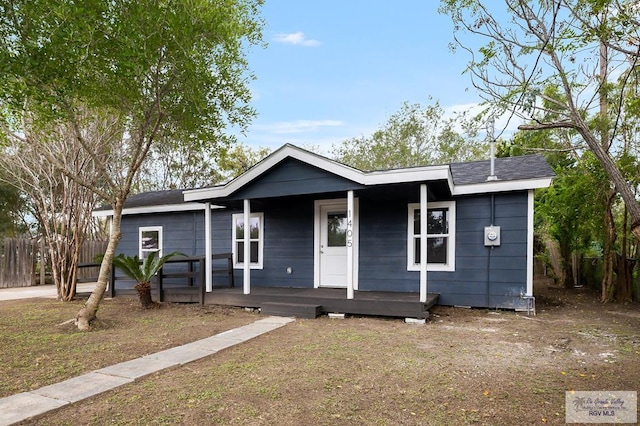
{"left": 0, "top": 297, "right": 258, "bottom": 398}
{"left": 2, "top": 279, "right": 640, "bottom": 425}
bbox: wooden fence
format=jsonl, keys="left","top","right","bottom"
{"left": 0, "top": 238, "right": 36, "bottom": 288}
{"left": 77, "top": 240, "right": 108, "bottom": 281}
{"left": 0, "top": 238, "right": 107, "bottom": 289}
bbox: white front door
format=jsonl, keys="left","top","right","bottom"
{"left": 319, "top": 202, "right": 348, "bottom": 288}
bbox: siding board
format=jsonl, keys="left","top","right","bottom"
{"left": 231, "top": 159, "right": 364, "bottom": 199}
{"left": 119, "top": 188, "right": 531, "bottom": 308}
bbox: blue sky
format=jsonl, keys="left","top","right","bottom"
{"left": 239, "top": 1, "right": 485, "bottom": 153}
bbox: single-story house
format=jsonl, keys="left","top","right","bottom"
{"left": 94, "top": 144, "right": 553, "bottom": 318}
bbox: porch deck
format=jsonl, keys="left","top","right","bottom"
{"left": 165, "top": 286, "right": 439, "bottom": 319}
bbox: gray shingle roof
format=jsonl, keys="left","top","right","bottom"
{"left": 450, "top": 155, "right": 554, "bottom": 185}
{"left": 96, "top": 154, "right": 553, "bottom": 213}
{"left": 94, "top": 189, "right": 187, "bottom": 211}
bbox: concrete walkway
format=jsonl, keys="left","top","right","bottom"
{"left": 0, "top": 315, "right": 295, "bottom": 426}
{"left": 0, "top": 283, "right": 97, "bottom": 301}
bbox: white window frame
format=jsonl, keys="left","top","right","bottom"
{"left": 139, "top": 226, "right": 163, "bottom": 259}
{"left": 407, "top": 201, "right": 456, "bottom": 272}
{"left": 232, "top": 212, "right": 264, "bottom": 269}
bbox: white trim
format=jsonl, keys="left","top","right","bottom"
{"left": 353, "top": 198, "right": 359, "bottom": 290}
{"left": 362, "top": 166, "right": 451, "bottom": 185}
{"left": 313, "top": 198, "right": 359, "bottom": 290}
{"left": 205, "top": 202, "right": 212, "bottom": 292}
{"left": 347, "top": 191, "right": 354, "bottom": 299}
{"left": 139, "top": 226, "right": 163, "bottom": 258}
{"left": 92, "top": 203, "right": 222, "bottom": 217}
{"left": 313, "top": 202, "right": 320, "bottom": 288}
{"left": 407, "top": 201, "right": 456, "bottom": 272}
{"left": 184, "top": 144, "right": 452, "bottom": 202}
{"left": 183, "top": 145, "right": 553, "bottom": 204}
{"left": 419, "top": 184, "right": 428, "bottom": 303}
{"left": 452, "top": 178, "right": 553, "bottom": 196}
{"left": 243, "top": 200, "right": 251, "bottom": 295}
{"left": 231, "top": 211, "right": 264, "bottom": 271}
{"left": 526, "top": 189, "right": 534, "bottom": 296}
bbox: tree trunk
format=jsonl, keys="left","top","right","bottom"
{"left": 559, "top": 240, "right": 574, "bottom": 289}
{"left": 76, "top": 202, "right": 123, "bottom": 330}
{"left": 615, "top": 206, "right": 635, "bottom": 302}
{"left": 543, "top": 236, "right": 565, "bottom": 286}
{"left": 601, "top": 190, "right": 617, "bottom": 302}
{"left": 520, "top": 77, "right": 640, "bottom": 244}
{"left": 614, "top": 254, "right": 634, "bottom": 302}
{"left": 571, "top": 251, "right": 580, "bottom": 287}
{"left": 134, "top": 281, "right": 155, "bottom": 308}
{"left": 573, "top": 123, "right": 640, "bottom": 243}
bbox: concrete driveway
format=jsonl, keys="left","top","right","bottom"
{"left": 0, "top": 283, "right": 97, "bottom": 301}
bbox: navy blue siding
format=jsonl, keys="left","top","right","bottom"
{"left": 231, "top": 159, "right": 364, "bottom": 199}
{"left": 220, "top": 198, "right": 316, "bottom": 289}
{"left": 117, "top": 211, "right": 204, "bottom": 257}
{"left": 358, "top": 192, "right": 529, "bottom": 309}
{"left": 116, "top": 210, "right": 206, "bottom": 288}
{"left": 118, "top": 190, "right": 531, "bottom": 308}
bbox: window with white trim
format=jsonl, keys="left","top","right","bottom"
{"left": 232, "top": 212, "right": 264, "bottom": 269}
{"left": 139, "top": 226, "right": 162, "bottom": 259}
{"left": 407, "top": 201, "right": 456, "bottom": 271}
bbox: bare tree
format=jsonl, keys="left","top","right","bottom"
{"left": 0, "top": 110, "right": 115, "bottom": 300}
{"left": 440, "top": 0, "right": 640, "bottom": 239}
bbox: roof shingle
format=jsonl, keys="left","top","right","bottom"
{"left": 450, "top": 155, "right": 554, "bottom": 185}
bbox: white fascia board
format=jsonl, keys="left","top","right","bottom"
{"left": 183, "top": 145, "right": 455, "bottom": 202}
{"left": 451, "top": 177, "right": 553, "bottom": 196}
{"left": 92, "top": 203, "right": 223, "bottom": 217}
{"left": 184, "top": 145, "right": 367, "bottom": 202}
{"left": 364, "top": 165, "right": 451, "bottom": 185}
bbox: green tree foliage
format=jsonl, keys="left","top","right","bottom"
{"left": 133, "top": 141, "right": 270, "bottom": 192}
{"left": 217, "top": 143, "right": 272, "bottom": 180}
{"left": 331, "top": 100, "right": 486, "bottom": 170}
{"left": 500, "top": 88, "right": 640, "bottom": 300}
{"left": 440, "top": 0, "right": 640, "bottom": 243}
{"left": 0, "top": 0, "right": 263, "bottom": 329}
{"left": 0, "top": 182, "right": 27, "bottom": 237}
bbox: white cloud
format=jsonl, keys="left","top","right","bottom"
{"left": 254, "top": 120, "right": 343, "bottom": 134}
{"left": 272, "top": 32, "right": 321, "bottom": 47}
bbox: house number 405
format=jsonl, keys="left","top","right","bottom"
{"left": 346, "top": 210, "right": 353, "bottom": 247}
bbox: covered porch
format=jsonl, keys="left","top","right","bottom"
{"left": 88, "top": 253, "right": 439, "bottom": 319}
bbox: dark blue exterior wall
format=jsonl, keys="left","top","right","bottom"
{"left": 230, "top": 159, "right": 364, "bottom": 200}
{"left": 118, "top": 190, "right": 530, "bottom": 309}
{"left": 116, "top": 210, "right": 206, "bottom": 288}
{"left": 117, "top": 210, "right": 205, "bottom": 257}
{"left": 217, "top": 197, "right": 316, "bottom": 289}
{"left": 357, "top": 192, "right": 528, "bottom": 309}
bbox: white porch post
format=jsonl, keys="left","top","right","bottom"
{"left": 420, "top": 184, "right": 428, "bottom": 303}
{"left": 526, "top": 190, "right": 534, "bottom": 296}
{"left": 204, "top": 202, "right": 212, "bottom": 292}
{"left": 347, "top": 190, "right": 354, "bottom": 299}
{"left": 243, "top": 199, "right": 251, "bottom": 295}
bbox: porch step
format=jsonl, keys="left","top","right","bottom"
{"left": 260, "top": 302, "right": 322, "bottom": 319}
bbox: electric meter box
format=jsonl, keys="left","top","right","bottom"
{"left": 484, "top": 226, "right": 501, "bottom": 246}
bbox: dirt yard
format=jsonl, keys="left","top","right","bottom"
{"left": 1, "top": 276, "right": 639, "bottom": 425}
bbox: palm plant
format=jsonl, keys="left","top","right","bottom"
{"left": 111, "top": 251, "right": 184, "bottom": 308}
